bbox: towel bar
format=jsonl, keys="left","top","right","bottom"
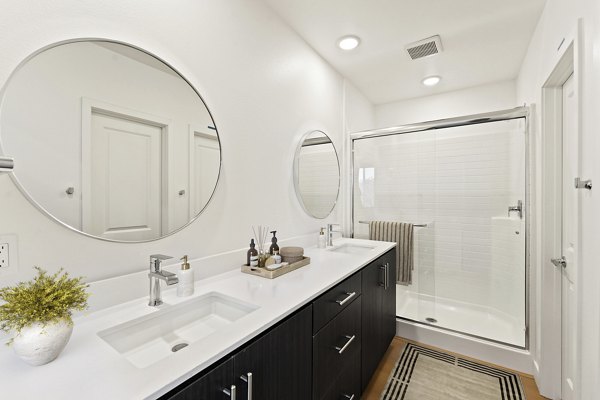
{"left": 358, "top": 220, "right": 427, "bottom": 227}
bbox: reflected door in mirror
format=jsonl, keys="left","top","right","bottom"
{"left": 85, "top": 111, "right": 163, "bottom": 241}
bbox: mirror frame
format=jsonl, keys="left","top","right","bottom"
{"left": 293, "top": 130, "right": 340, "bottom": 219}
{"left": 0, "top": 38, "right": 223, "bottom": 243}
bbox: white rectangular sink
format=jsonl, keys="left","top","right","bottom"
{"left": 328, "top": 243, "right": 375, "bottom": 255}
{"left": 98, "top": 292, "right": 259, "bottom": 368}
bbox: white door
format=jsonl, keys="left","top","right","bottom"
{"left": 561, "top": 73, "right": 578, "bottom": 400}
{"left": 189, "top": 131, "right": 220, "bottom": 216}
{"left": 84, "top": 112, "right": 163, "bottom": 240}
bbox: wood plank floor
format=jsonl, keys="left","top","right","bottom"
{"left": 362, "top": 337, "right": 548, "bottom": 400}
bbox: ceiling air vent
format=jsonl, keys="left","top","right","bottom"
{"left": 405, "top": 35, "right": 443, "bottom": 60}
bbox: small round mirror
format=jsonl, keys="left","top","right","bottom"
{"left": 293, "top": 130, "right": 340, "bottom": 219}
{"left": 0, "top": 40, "right": 221, "bottom": 242}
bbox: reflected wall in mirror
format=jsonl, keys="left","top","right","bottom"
{"left": 0, "top": 40, "right": 221, "bottom": 242}
{"left": 293, "top": 130, "right": 340, "bottom": 219}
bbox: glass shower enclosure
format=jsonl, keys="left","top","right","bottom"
{"left": 352, "top": 109, "right": 527, "bottom": 348}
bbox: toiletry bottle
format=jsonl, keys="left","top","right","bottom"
{"left": 248, "top": 239, "right": 259, "bottom": 267}
{"left": 177, "top": 255, "right": 194, "bottom": 297}
{"left": 272, "top": 250, "right": 281, "bottom": 264}
{"left": 269, "top": 231, "right": 279, "bottom": 255}
{"left": 318, "top": 227, "right": 326, "bottom": 249}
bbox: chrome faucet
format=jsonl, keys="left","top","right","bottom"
{"left": 148, "top": 254, "right": 178, "bottom": 307}
{"left": 326, "top": 223, "right": 342, "bottom": 247}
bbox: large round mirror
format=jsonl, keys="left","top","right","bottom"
{"left": 293, "top": 130, "right": 340, "bottom": 219}
{"left": 0, "top": 40, "right": 221, "bottom": 242}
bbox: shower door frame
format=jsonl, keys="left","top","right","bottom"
{"left": 349, "top": 106, "right": 530, "bottom": 350}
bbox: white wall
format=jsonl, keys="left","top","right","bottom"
{"left": 341, "top": 80, "right": 376, "bottom": 235}
{"left": 374, "top": 80, "right": 517, "bottom": 129}
{"left": 0, "top": 1, "right": 370, "bottom": 286}
{"left": 517, "top": 0, "right": 600, "bottom": 397}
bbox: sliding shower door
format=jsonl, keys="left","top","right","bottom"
{"left": 352, "top": 117, "right": 526, "bottom": 347}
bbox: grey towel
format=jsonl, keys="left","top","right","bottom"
{"left": 368, "top": 221, "right": 413, "bottom": 285}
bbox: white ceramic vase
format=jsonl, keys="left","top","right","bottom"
{"left": 12, "top": 319, "right": 73, "bottom": 366}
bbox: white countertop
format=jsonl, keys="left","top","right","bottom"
{"left": 0, "top": 238, "right": 395, "bottom": 400}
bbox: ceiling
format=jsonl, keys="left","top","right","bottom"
{"left": 261, "top": 0, "right": 547, "bottom": 105}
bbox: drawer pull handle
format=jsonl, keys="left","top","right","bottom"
{"left": 240, "top": 372, "right": 253, "bottom": 400}
{"left": 222, "top": 385, "right": 236, "bottom": 399}
{"left": 335, "top": 291, "right": 356, "bottom": 306}
{"left": 343, "top": 395, "right": 355, "bottom": 400}
{"left": 335, "top": 334, "right": 356, "bottom": 354}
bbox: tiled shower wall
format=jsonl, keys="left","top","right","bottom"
{"left": 353, "top": 119, "right": 525, "bottom": 320}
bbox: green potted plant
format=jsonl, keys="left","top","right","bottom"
{"left": 0, "top": 267, "right": 89, "bottom": 366}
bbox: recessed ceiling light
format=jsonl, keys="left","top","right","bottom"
{"left": 337, "top": 35, "right": 360, "bottom": 51}
{"left": 422, "top": 76, "right": 441, "bottom": 87}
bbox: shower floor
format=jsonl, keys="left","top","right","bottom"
{"left": 396, "top": 287, "right": 525, "bottom": 347}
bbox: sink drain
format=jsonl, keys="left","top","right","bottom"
{"left": 425, "top": 317, "right": 438, "bottom": 324}
{"left": 171, "top": 343, "right": 189, "bottom": 352}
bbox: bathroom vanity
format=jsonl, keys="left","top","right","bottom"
{"left": 0, "top": 239, "right": 395, "bottom": 399}
{"left": 162, "top": 244, "right": 396, "bottom": 400}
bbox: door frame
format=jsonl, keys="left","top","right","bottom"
{"left": 188, "top": 124, "right": 219, "bottom": 219}
{"left": 81, "top": 97, "right": 172, "bottom": 237}
{"left": 538, "top": 20, "right": 582, "bottom": 398}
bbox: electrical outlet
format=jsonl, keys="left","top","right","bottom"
{"left": 0, "top": 243, "right": 8, "bottom": 269}
{"left": 0, "top": 235, "right": 17, "bottom": 275}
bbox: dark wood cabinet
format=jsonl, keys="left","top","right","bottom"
{"left": 361, "top": 248, "right": 397, "bottom": 390}
{"left": 161, "top": 246, "right": 396, "bottom": 400}
{"left": 313, "top": 272, "right": 361, "bottom": 334}
{"left": 268, "top": 305, "right": 313, "bottom": 400}
{"left": 233, "top": 332, "right": 270, "bottom": 399}
{"left": 313, "top": 296, "right": 361, "bottom": 400}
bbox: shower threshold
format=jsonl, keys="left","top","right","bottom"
{"left": 396, "top": 289, "right": 526, "bottom": 348}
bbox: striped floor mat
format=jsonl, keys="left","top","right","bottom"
{"left": 381, "top": 343, "right": 526, "bottom": 400}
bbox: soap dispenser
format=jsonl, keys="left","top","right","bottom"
{"left": 177, "top": 255, "right": 194, "bottom": 297}
{"left": 318, "top": 227, "right": 326, "bottom": 249}
{"left": 269, "top": 231, "right": 279, "bottom": 255}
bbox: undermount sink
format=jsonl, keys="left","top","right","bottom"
{"left": 98, "top": 292, "right": 259, "bottom": 368}
{"left": 328, "top": 243, "right": 375, "bottom": 255}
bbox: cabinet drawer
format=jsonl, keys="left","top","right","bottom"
{"left": 313, "top": 272, "right": 361, "bottom": 334}
{"left": 313, "top": 296, "right": 361, "bottom": 400}
{"left": 321, "top": 359, "right": 361, "bottom": 400}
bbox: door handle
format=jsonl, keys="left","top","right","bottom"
{"left": 380, "top": 263, "right": 390, "bottom": 289}
{"left": 551, "top": 256, "right": 567, "bottom": 268}
{"left": 222, "top": 385, "right": 236, "bottom": 399}
{"left": 240, "top": 373, "right": 253, "bottom": 400}
{"left": 334, "top": 335, "right": 356, "bottom": 354}
{"left": 508, "top": 200, "right": 523, "bottom": 219}
{"left": 335, "top": 292, "right": 356, "bottom": 306}
{"left": 385, "top": 262, "right": 390, "bottom": 289}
